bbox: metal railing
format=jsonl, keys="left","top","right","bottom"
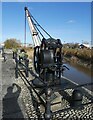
{"left": 14, "top": 52, "right": 93, "bottom": 120}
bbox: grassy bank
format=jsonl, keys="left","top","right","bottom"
{"left": 63, "top": 48, "right": 93, "bottom": 69}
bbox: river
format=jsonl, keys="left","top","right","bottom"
{"left": 63, "top": 62, "right": 93, "bottom": 91}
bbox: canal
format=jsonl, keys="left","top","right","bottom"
{"left": 63, "top": 62, "right": 93, "bottom": 91}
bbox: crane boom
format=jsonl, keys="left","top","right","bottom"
{"left": 25, "top": 7, "right": 41, "bottom": 47}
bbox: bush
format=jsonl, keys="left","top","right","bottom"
{"left": 4, "top": 38, "right": 21, "bottom": 49}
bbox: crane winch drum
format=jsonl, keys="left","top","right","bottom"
{"left": 34, "top": 38, "right": 63, "bottom": 80}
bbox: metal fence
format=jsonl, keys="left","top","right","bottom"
{"left": 14, "top": 52, "right": 93, "bottom": 120}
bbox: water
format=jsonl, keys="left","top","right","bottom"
{"left": 63, "top": 62, "right": 93, "bottom": 91}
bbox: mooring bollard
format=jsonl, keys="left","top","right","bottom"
{"left": 25, "top": 58, "right": 29, "bottom": 77}
{"left": 70, "top": 89, "right": 83, "bottom": 109}
{"left": 15, "top": 58, "right": 18, "bottom": 78}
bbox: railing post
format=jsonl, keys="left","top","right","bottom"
{"left": 13, "top": 51, "right": 17, "bottom": 59}
{"left": 14, "top": 52, "right": 17, "bottom": 62}
{"left": 25, "top": 58, "right": 29, "bottom": 77}
{"left": 15, "top": 58, "right": 18, "bottom": 78}
{"left": 13, "top": 51, "right": 15, "bottom": 59}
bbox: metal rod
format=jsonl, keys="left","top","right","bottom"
{"left": 25, "top": 59, "right": 29, "bottom": 77}
{"left": 35, "top": 24, "right": 44, "bottom": 39}
{"left": 29, "top": 11, "right": 52, "bottom": 38}
{"left": 18, "top": 61, "right": 46, "bottom": 85}
{"left": 51, "top": 102, "right": 61, "bottom": 106}
{"left": 15, "top": 59, "right": 18, "bottom": 78}
{"left": 18, "top": 68, "right": 46, "bottom": 107}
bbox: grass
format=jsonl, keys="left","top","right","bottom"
{"left": 63, "top": 48, "right": 93, "bottom": 62}
{"left": 22, "top": 47, "right": 34, "bottom": 59}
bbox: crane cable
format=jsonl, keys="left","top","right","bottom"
{"left": 31, "top": 18, "right": 42, "bottom": 42}
{"left": 29, "top": 12, "right": 52, "bottom": 39}
{"left": 34, "top": 23, "right": 44, "bottom": 39}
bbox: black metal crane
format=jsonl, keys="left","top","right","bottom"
{"left": 23, "top": 7, "right": 93, "bottom": 120}
{"left": 24, "top": 7, "right": 65, "bottom": 80}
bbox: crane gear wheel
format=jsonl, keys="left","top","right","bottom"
{"left": 34, "top": 46, "right": 40, "bottom": 74}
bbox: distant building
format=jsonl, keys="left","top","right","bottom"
{"left": 0, "top": 43, "right": 4, "bottom": 47}
{"left": 79, "top": 43, "right": 93, "bottom": 49}
{"left": 20, "top": 43, "right": 34, "bottom": 48}
{"left": 27, "top": 44, "right": 33, "bottom": 48}
{"left": 79, "top": 44, "right": 86, "bottom": 49}
{"left": 0, "top": 43, "right": 4, "bottom": 54}
{"left": 0, "top": 45, "right": 2, "bottom": 50}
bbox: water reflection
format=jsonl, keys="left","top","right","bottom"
{"left": 69, "top": 62, "right": 93, "bottom": 77}
{"left": 64, "top": 62, "right": 93, "bottom": 85}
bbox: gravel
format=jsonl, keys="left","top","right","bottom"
{"left": 16, "top": 69, "right": 93, "bottom": 119}
{"left": 1, "top": 51, "right": 93, "bottom": 119}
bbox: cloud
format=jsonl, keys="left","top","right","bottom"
{"left": 67, "top": 20, "right": 76, "bottom": 23}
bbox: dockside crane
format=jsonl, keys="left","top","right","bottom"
{"left": 24, "top": 7, "right": 64, "bottom": 119}
{"left": 24, "top": 7, "right": 65, "bottom": 77}
{"left": 24, "top": 7, "right": 75, "bottom": 120}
